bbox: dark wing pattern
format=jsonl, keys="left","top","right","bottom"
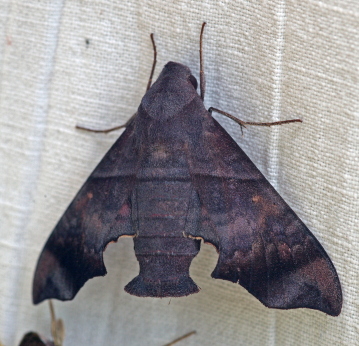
{"left": 18, "top": 332, "right": 52, "bottom": 346}
{"left": 185, "top": 111, "right": 342, "bottom": 316}
{"left": 33, "top": 120, "right": 139, "bottom": 304}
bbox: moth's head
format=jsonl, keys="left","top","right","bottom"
{"left": 140, "top": 62, "right": 199, "bottom": 120}
{"left": 158, "top": 62, "right": 198, "bottom": 90}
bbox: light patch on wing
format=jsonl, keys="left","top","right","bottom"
{"left": 118, "top": 202, "right": 131, "bottom": 217}
{"left": 277, "top": 242, "right": 292, "bottom": 261}
{"left": 252, "top": 195, "right": 261, "bottom": 203}
{"left": 74, "top": 190, "right": 94, "bottom": 212}
{"left": 252, "top": 194, "right": 281, "bottom": 216}
{"left": 185, "top": 232, "right": 218, "bottom": 252}
{"left": 152, "top": 144, "right": 169, "bottom": 160}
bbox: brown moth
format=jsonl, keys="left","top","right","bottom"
{"left": 18, "top": 301, "right": 64, "bottom": 346}
{"left": 18, "top": 332, "right": 53, "bottom": 346}
{"left": 33, "top": 23, "right": 342, "bottom": 316}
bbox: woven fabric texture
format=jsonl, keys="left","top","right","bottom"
{"left": 0, "top": 0, "right": 358, "bottom": 345}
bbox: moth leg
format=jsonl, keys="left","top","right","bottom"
{"left": 75, "top": 112, "right": 137, "bottom": 133}
{"left": 209, "top": 107, "right": 302, "bottom": 135}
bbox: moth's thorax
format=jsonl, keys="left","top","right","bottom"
{"left": 140, "top": 61, "right": 199, "bottom": 120}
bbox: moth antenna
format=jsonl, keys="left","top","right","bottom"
{"left": 209, "top": 107, "right": 302, "bottom": 134}
{"left": 163, "top": 331, "right": 196, "bottom": 346}
{"left": 75, "top": 34, "right": 156, "bottom": 134}
{"left": 146, "top": 33, "right": 157, "bottom": 91}
{"left": 199, "top": 22, "right": 206, "bottom": 101}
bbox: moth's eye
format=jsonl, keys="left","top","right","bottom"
{"left": 188, "top": 75, "right": 198, "bottom": 90}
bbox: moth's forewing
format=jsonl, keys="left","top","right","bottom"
{"left": 185, "top": 113, "right": 342, "bottom": 316}
{"left": 33, "top": 123, "right": 137, "bottom": 304}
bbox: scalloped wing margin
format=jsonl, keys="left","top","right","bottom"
{"left": 185, "top": 112, "right": 342, "bottom": 316}
{"left": 33, "top": 122, "right": 139, "bottom": 304}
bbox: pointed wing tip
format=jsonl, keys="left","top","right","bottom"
{"left": 32, "top": 249, "right": 83, "bottom": 305}
{"left": 260, "top": 303, "right": 342, "bottom": 316}
{"left": 260, "top": 287, "right": 343, "bottom": 316}
{"left": 327, "top": 306, "right": 342, "bottom": 317}
{"left": 32, "top": 293, "right": 74, "bottom": 305}
{"left": 32, "top": 292, "right": 50, "bottom": 305}
{"left": 32, "top": 247, "right": 109, "bottom": 306}
{"left": 323, "top": 292, "right": 343, "bottom": 316}
{"left": 32, "top": 296, "right": 42, "bottom": 305}
{"left": 258, "top": 285, "right": 342, "bottom": 316}
{"left": 32, "top": 274, "right": 76, "bottom": 305}
{"left": 211, "top": 266, "right": 342, "bottom": 316}
{"left": 32, "top": 273, "right": 77, "bottom": 305}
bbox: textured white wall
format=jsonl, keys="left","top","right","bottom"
{"left": 0, "top": 0, "right": 357, "bottom": 345}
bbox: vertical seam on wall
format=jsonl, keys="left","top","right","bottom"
{"left": 268, "top": 0, "right": 287, "bottom": 190}
{"left": 9, "top": 0, "right": 65, "bottom": 336}
{"left": 268, "top": 1, "right": 287, "bottom": 345}
{"left": 0, "top": 1, "right": 12, "bottom": 93}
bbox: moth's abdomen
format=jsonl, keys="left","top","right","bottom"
{"left": 125, "top": 178, "right": 201, "bottom": 297}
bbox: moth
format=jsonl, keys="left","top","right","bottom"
{"left": 33, "top": 23, "right": 342, "bottom": 316}
{"left": 18, "top": 301, "right": 64, "bottom": 346}
{"left": 18, "top": 332, "right": 53, "bottom": 346}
